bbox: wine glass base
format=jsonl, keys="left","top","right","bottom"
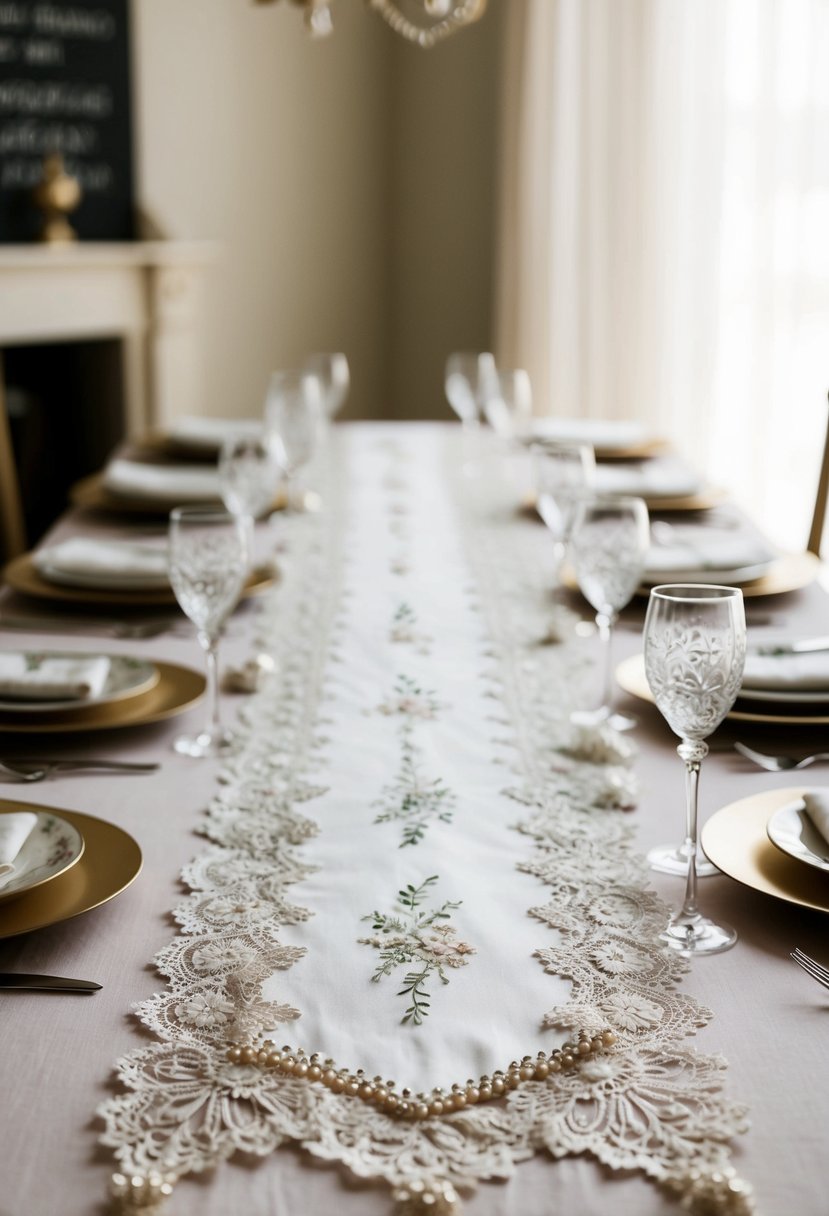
{"left": 648, "top": 844, "right": 720, "bottom": 879}
{"left": 659, "top": 917, "right": 737, "bottom": 956}
{"left": 173, "top": 729, "right": 235, "bottom": 759}
{"left": 570, "top": 706, "right": 638, "bottom": 733}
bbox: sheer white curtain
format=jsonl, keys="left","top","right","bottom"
{"left": 496, "top": 0, "right": 829, "bottom": 549}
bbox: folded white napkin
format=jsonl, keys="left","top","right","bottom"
{"left": 103, "top": 459, "right": 223, "bottom": 504}
{"left": 35, "top": 538, "right": 170, "bottom": 590}
{"left": 0, "top": 652, "right": 111, "bottom": 702}
{"left": 741, "top": 649, "right": 829, "bottom": 692}
{"left": 168, "top": 415, "right": 264, "bottom": 455}
{"left": 803, "top": 791, "right": 829, "bottom": 848}
{"left": 0, "top": 811, "right": 37, "bottom": 877}
{"left": 646, "top": 533, "right": 775, "bottom": 578}
{"left": 594, "top": 457, "right": 702, "bottom": 499}
{"left": 530, "top": 418, "right": 650, "bottom": 450}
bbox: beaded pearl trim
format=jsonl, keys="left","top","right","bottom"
{"left": 227, "top": 1028, "right": 618, "bottom": 1121}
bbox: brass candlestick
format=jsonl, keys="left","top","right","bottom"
{"left": 32, "top": 153, "right": 82, "bottom": 244}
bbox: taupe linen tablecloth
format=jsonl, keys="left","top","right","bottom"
{"left": 0, "top": 424, "right": 827, "bottom": 1216}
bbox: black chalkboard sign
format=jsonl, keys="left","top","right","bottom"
{"left": 0, "top": 0, "right": 134, "bottom": 242}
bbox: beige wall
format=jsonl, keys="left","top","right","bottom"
{"left": 133, "top": 0, "right": 500, "bottom": 421}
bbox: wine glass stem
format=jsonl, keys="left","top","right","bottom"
{"left": 676, "top": 739, "right": 709, "bottom": 926}
{"left": 596, "top": 609, "right": 617, "bottom": 711}
{"left": 199, "top": 630, "right": 222, "bottom": 742}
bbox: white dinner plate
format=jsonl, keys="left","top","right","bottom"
{"left": 36, "top": 563, "right": 170, "bottom": 591}
{"left": 641, "top": 559, "right": 776, "bottom": 587}
{"left": 0, "top": 809, "right": 85, "bottom": 902}
{"left": 767, "top": 798, "right": 829, "bottom": 873}
{"left": 0, "top": 655, "right": 159, "bottom": 715}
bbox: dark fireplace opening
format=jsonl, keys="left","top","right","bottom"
{"left": 3, "top": 338, "right": 125, "bottom": 548}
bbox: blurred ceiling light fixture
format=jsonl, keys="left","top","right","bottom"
{"left": 254, "top": 0, "right": 487, "bottom": 47}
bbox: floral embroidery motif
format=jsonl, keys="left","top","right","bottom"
{"left": 389, "top": 602, "right": 433, "bottom": 656}
{"left": 359, "top": 875, "right": 475, "bottom": 1025}
{"left": 375, "top": 674, "right": 455, "bottom": 846}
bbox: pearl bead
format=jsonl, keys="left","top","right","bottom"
{"left": 385, "top": 1094, "right": 399, "bottom": 1111}
{"left": 534, "top": 1062, "right": 549, "bottom": 1080}
{"left": 479, "top": 1084, "right": 492, "bottom": 1101}
{"left": 577, "top": 1040, "right": 591, "bottom": 1055}
{"left": 239, "top": 1047, "right": 256, "bottom": 1065}
{"left": 308, "top": 1065, "right": 322, "bottom": 1082}
{"left": 358, "top": 1083, "right": 374, "bottom": 1100}
{"left": 602, "top": 1030, "right": 617, "bottom": 1046}
{"left": 294, "top": 1062, "right": 309, "bottom": 1078}
{"left": 452, "top": 1092, "right": 466, "bottom": 1110}
{"left": 591, "top": 1037, "right": 604, "bottom": 1052}
{"left": 429, "top": 1099, "right": 444, "bottom": 1116}
{"left": 415, "top": 1104, "right": 429, "bottom": 1120}
{"left": 267, "top": 1052, "right": 282, "bottom": 1068}
{"left": 492, "top": 1078, "right": 506, "bottom": 1095}
{"left": 322, "top": 1069, "right": 337, "bottom": 1086}
{"left": 331, "top": 1077, "right": 345, "bottom": 1094}
{"left": 345, "top": 1080, "right": 359, "bottom": 1097}
{"left": 519, "top": 1065, "right": 534, "bottom": 1081}
{"left": 465, "top": 1086, "right": 480, "bottom": 1104}
{"left": 374, "top": 1087, "right": 388, "bottom": 1103}
{"left": 226, "top": 1047, "right": 242, "bottom": 1064}
{"left": 507, "top": 1071, "right": 521, "bottom": 1088}
{"left": 561, "top": 1053, "right": 575, "bottom": 1068}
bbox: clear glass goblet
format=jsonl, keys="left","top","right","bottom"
{"left": 265, "top": 370, "right": 323, "bottom": 511}
{"left": 304, "top": 352, "right": 350, "bottom": 419}
{"left": 445, "top": 352, "right": 497, "bottom": 472}
{"left": 644, "top": 584, "right": 746, "bottom": 955}
{"left": 570, "top": 495, "right": 650, "bottom": 730}
{"left": 483, "top": 368, "right": 533, "bottom": 442}
{"left": 533, "top": 440, "right": 596, "bottom": 589}
{"left": 168, "top": 507, "right": 249, "bottom": 758}
{"left": 218, "top": 431, "right": 282, "bottom": 572}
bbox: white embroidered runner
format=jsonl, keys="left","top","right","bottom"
{"left": 99, "top": 424, "right": 752, "bottom": 1215}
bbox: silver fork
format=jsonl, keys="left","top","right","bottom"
{"left": 0, "top": 758, "right": 159, "bottom": 782}
{"left": 734, "top": 742, "right": 829, "bottom": 772}
{"left": 791, "top": 948, "right": 829, "bottom": 991}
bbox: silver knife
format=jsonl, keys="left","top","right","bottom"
{"left": 0, "top": 973, "right": 101, "bottom": 992}
{"left": 754, "top": 636, "right": 829, "bottom": 656}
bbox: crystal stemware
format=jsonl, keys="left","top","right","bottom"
{"left": 168, "top": 507, "right": 249, "bottom": 758}
{"left": 644, "top": 584, "right": 746, "bottom": 955}
{"left": 445, "top": 352, "right": 497, "bottom": 472}
{"left": 570, "top": 496, "right": 650, "bottom": 730}
{"left": 265, "top": 369, "right": 323, "bottom": 511}
{"left": 483, "top": 369, "right": 533, "bottom": 441}
{"left": 304, "top": 352, "right": 350, "bottom": 419}
{"left": 533, "top": 440, "right": 596, "bottom": 591}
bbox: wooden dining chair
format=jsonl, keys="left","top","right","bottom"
{"left": 0, "top": 355, "right": 27, "bottom": 564}
{"left": 807, "top": 391, "right": 829, "bottom": 556}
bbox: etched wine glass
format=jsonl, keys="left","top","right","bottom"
{"left": 445, "top": 352, "right": 497, "bottom": 472}
{"left": 218, "top": 430, "right": 282, "bottom": 564}
{"left": 168, "top": 507, "right": 249, "bottom": 758}
{"left": 570, "top": 496, "right": 650, "bottom": 730}
{"left": 644, "top": 584, "right": 746, "bottom": 955}
{"left": 533, "top": 440, "right": 596, "bottom": 590}
{"left": 305, "top": 352, "right": 350, "bottom": 419}
{"left": 265, "top": 369, "right": 323, "bottom": 511}
{"left": 483, "top": 368, "right": 533, "bottom": 441}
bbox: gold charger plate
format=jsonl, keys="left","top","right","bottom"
{"left": 615, "top": 652, "right": 829, "bottom": 726}
{"left": 70, "top": 471, "right": 286, "bottom": 517}
{"left": 701, "top": 786, "right": 829, "bottom": 915}
{"left": 526, "top": 486, "right": 727, "bottom": 519}
{"left": 0, "top": 800, "right": 142, "bottom": 938}
{"left": 3, "top": 552, "right": 277, "bottom": 608}
{"left": 632, "top": 551, "right": 821, "bottom": 600}
{"left": 0, "top": 660, "right": 205, "bottom": 733}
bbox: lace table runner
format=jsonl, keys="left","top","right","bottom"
{"left": 99, "top": 425, "right": 753, "bottom": 1215}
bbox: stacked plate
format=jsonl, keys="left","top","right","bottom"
{"left": 0, "top": 798, "right": 142, "bottom": 938}
{"left": 0, "top": 649, "right": 205, "bottom": 734}
{"left": 702, "top": 787, "right": 829, "bottom": 916}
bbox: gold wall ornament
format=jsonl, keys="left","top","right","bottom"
{"left": 253, "top": 0, "right": 487, "bottom": 45}
{"left": 32, "top": 153, "right": 82, "bottom": 244}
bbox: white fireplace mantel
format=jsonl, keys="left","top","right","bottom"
{"left": 0, "top": 240, "right": 217, "bottom": 436}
